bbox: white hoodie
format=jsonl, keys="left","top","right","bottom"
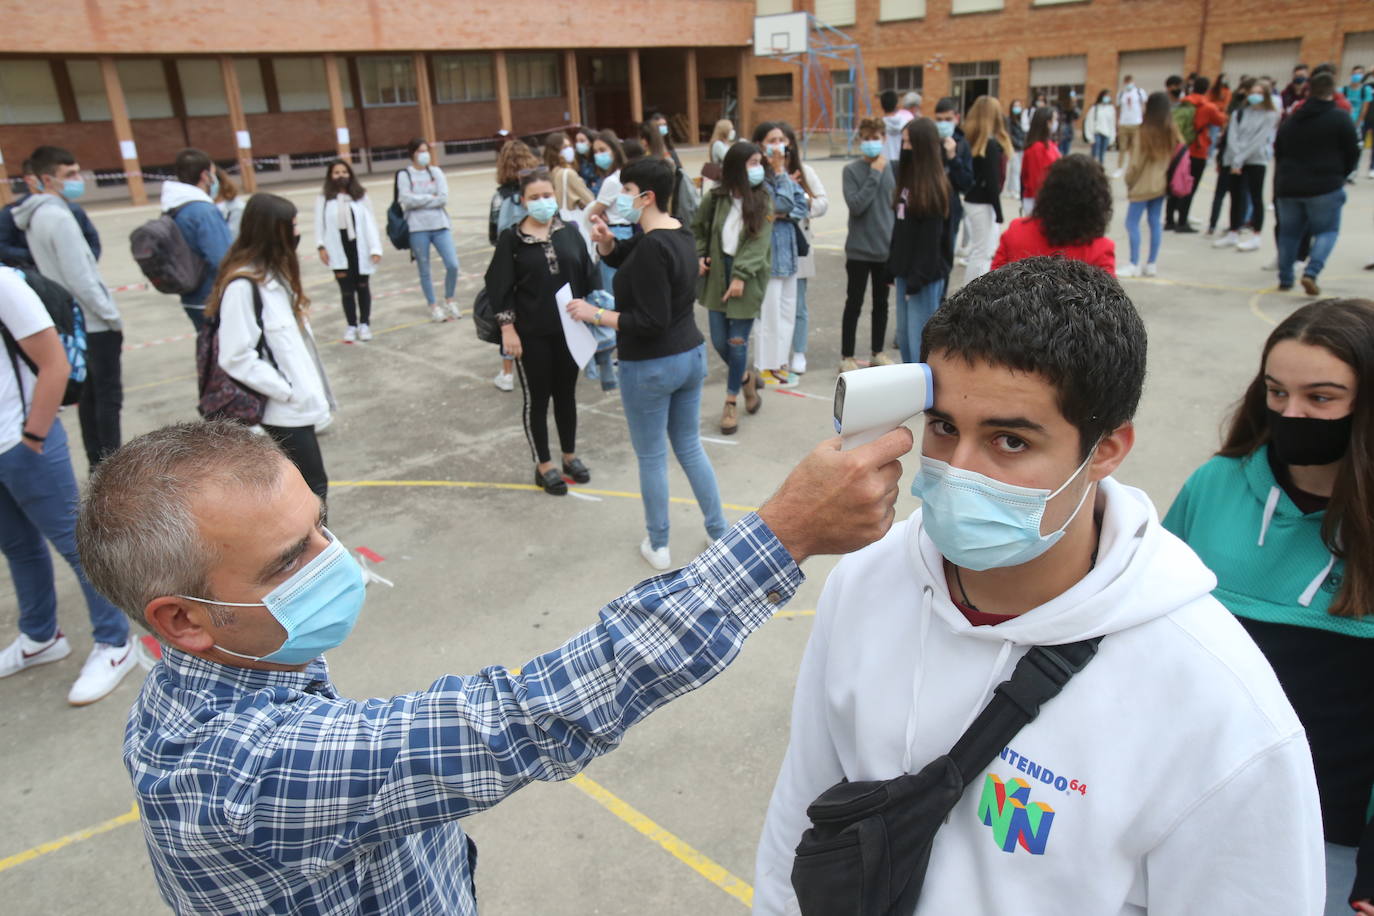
{"left": 883, "top": 110, "right": 914, "bottom": 162}
{"left": 754, "top": 478, "right": 1324, "bottom": 915}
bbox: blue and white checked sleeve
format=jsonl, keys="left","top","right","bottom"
{"left": 226, "top": 513, "right": 801, "bottom": 869}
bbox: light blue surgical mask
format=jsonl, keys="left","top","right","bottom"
{"left": 767, "top": 142, "right": 787, "bottom": 158}
{"left": 860, "top": 139, "right": 884, "bottom": 159}
{"left": 208, "top": 175, "right": 220, "bottom": 200}
{"left": 747, "top": 164, "right": 766, "bottom": 187}
{"left": 183, "top": 528, "right": 366, "bottom": 665}
{"left": 1248, "top": 93, "right": 1265, "bottom": 107}
{"left": 936, "top": 120, "right": 955, "bottom": 140}
{"left": 594, "top": 151, "right": 613, "bottom": 170}
{"left": 1011, "top": 105, "right": 1022, "bottom": 115}
{"left": 575, "top": 141, "right": 590, "bottom": 156}
{"left": 658, "top": 123, "right": 669, "bottom": 136}
{"left": 911, "top": 452, "right": 1096, "bottom": 571}
{"left": 527, "top": 197, "right": 559, "bottom": 223}
{"left": 415, "top": 151, "right": 431, "bottom": 168}
{"left": 613, "top": 191, "right": 643, "bottom": 224}
{"left": 60, "top": 178, "right": 85, "bottom": 201}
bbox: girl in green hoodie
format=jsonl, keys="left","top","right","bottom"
{"left": 1163, "top": 298, "right": 1374, "bottom": 916}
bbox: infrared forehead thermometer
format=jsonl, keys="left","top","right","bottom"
{"left": 833, "top": 363, "right": 934, "bottom": 450}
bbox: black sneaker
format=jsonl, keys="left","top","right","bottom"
{"left": 1277, "top": 282, "right": 1294, "bottom": 291}
{"left": 535, "top": 467, "right": 568, "bottom": 495}
{"left": 562, "top": 458, "right": 591, "bottom": 484}
{"left": 1175, "top": 225, "right": 1198, "bottom": 234}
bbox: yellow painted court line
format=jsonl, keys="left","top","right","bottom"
{"left": 774, "top": 609, "right": 816, "bottom": 618}
{"left": 568, "top": 773, "right": 754, "bottom": 908}
{"left": 332, "top": 479, "right": 760, "bottom": 513}
{"left": 0, "top": 802, "right": 140, "bottom": 874}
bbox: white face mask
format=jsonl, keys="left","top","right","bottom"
{"left": 560, "top": 145, "right": 576, "bottom": 164}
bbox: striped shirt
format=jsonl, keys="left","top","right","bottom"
{"left": 123, "top": 513, "right": 800, "bottom": 914}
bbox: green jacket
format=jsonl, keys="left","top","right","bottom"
{"left": 692, "top": 188, "right": 771, "bottom": 319}
{"left": 1162, "top": 446, "right": 1371, "bottom": 638}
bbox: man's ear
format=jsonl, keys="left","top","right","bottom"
{"left": 1089, "top": 422, "right": 1135, "bottom": 482}
{"left": 144, "top": 597, "right": 216, "bottom": 654}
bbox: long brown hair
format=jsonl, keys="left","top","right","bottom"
{"left": 1026, "top": 106, "right": 1056, "bottom": 147}
{"left": 713, "top": 141, "right": 770, "bottom": 239}
{"left": 207, "top": 193, "right": 308, "bottom": 322}
{"left": 965, "top": 96, "right": 1012, "bottom": 158}
{"left": 214, "top": 166, "right": 239, "bottom": 203}
{"left": 1220, "top": 298, "right": 1374, "bottom": 618}
{"left": 542, "top": 132, "right": 573, "bottom": 171}
{"left": 892, "top": 118, "right": 949, "bottom": 219}
{"left": 320, "top": 158, "right": 365, "bottom": 200}
{"left": 1136, "top": 91, "right": 1182, "bottom": 165}
{"left": 496, "top": 140, "right": 538, "bottom": 186}
{"left": 777, "top": 123, "right": 814, "bottom": 198}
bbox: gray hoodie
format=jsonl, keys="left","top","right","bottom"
{"left": 842, "top": 157, "right": 896, "bottom": 263}
{"left": 13, "top": 193, "right": 121, "bottom": 331}
{"left": 1223, "top": 106, "right": 1281, "bottom": 169}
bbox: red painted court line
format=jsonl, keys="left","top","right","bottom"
{"left": 773, "top": 389, "right": 808, "bottom": 399}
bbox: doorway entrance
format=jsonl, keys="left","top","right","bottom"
{"left": 582, "top": 54, "right": 631, "bottom": 136}
{"left": 950, "top": 61, "right": 1001, "bottom": 115}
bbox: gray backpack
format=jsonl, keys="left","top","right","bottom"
{"left": 129, "top": 204, "right": 205, "bottom": 295}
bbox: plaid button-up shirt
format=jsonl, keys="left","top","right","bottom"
{"left": 124, "top": 514, "right": 800, "bottom": 914}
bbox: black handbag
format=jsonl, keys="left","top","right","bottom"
{"left": 790, "top": 637, "right": 1102, "bottom": 915}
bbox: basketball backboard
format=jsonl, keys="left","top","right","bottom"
{"left": 754, "top": 12, "right": 809, "bottom": 57}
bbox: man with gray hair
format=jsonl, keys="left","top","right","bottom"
{"left": 78, "top": 419, "right": 911, "bottom": 914}
{"left": 901, "top": 90, "right": 923, "bottom": 118}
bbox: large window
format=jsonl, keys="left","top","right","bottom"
{"left": 274, "top": 57, "right": 353, "bottom": 112}
{"left": 434, "top": 54, "right": 495, "bottom": 103}
{"left": 358, "top": 56, "right": 417, "bottom": 108}
{"left": 235, "top": 59, "right": 269, "bottom": 115}
{"left": 756, "top": 0, "right": 792, "bottom": 13}
{"left": 756, "top": 72, "right": 793, "bottom": 100}
{"left": 66, "top": 59, "right": 173, "bottom": 121}
{"left": 878, "top": 66, "right": 924, "bottom": 93}
{"left": 0, "top": 60, "right": 62, "bottom": 124}
{"left": 879, "top": 0, "right": 926, "bottom": 20}
{"left": 176, "top": 59, "right": 227, "bottom": 117}
{"left": 815, "top": 0, "right": 855, "bottom": 27}
{"left": 950, "top": 0, "right": 1003, "bottom": 12}
{"left": 507, "top": 53, "right": 560, "bottom": 100}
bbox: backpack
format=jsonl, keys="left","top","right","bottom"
{"left": 195, "top": 281, "right": 278, "bottom": 424}
{"left": 0, "top": 268, "right": 87, "bottom": 406}
{"left": 490, "top": 184, "right": 522, "bottom": 246}
{"left": 386, "top": 169, "right": 411, "bottom": 251}
{"left": 1168, "top": 143, "right": 1195, "bottom": 197}
{"left": 670, "top": 167, "right": 700, "bottom": 229}
{"left": 129, "top": 204, "right": 206, "bottom": 295}
{"left": 1172, "top": 100, "right": 1199, "bottom": 146}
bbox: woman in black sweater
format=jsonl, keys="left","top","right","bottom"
{"left": 485, "top": 168, "right": 599, "bottom": 495}
{"left": 567, "top": 158, "right": 728, "bottom": 571}
{"left": 962, "top": 95, "right": 1008, "bottom": 282}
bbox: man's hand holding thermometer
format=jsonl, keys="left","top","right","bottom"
{"left": 833, "top": 363, "right": 934, "bottom": 450}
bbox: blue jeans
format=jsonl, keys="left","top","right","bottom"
{"left": 791, "top": 278, "right": 809, "bottom": 355}
{"left": 618, "top": 344, "right": 728, "bottom": 550}
{"left": 1277, "top": 189, "right": 1345, "bottom": 286}
{"left": 1125, "top": 197, "right": 1165, "bottom": 266}
{"left": 893, "top": 276, "right": 945, "bottom": 364}
{"left": 597, "top": 225, "right": 635, "bottom": 292}
{"left": 708, "top": 310, "right": 755, "bottom": 396}
{"left": 1091, "top": 134, "right": 1109, "bottom": 164}
{"left": 0, "top": 420, "right": 128, "bottom": 646}
{"left": 410, "top": 228, "right": 460, "bottom": 305}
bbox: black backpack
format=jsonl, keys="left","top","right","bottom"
{"left": 1, "top": 268, "right": 87, "bottom": 406}
{"left": 386, "top": 169, "right": 413, "bottom": 251}
{"left": 129, "top": 204, "right": 206, "bottom": 295}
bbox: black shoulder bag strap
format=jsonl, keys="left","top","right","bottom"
{"left": 249, "top": 282, "right": 279, "bottom": 370}
{"left": 790, "top": 636, "right": 1103, "bottom": 916}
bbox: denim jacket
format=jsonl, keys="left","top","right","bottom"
{"left": 764, "top": 173, "right": 808, "bottom": 278}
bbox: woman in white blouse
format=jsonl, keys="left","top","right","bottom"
{"left": 314, "top": 159, "right": 382, "bottom": 343}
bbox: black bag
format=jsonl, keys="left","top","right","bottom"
{"left": 471, "top": 287, "right": 501, "bottom": 345}
{"left": 790, "top": 637, "right": 1102, "bottom": 916}
{"left": 195, "top": 281, "right": 279, "bottom": 424}
{"left": 129, "top": 203, "right": 206, "bottom": 295}
{"left": 386, "top": 169, "right": 411, "bottom": 251}
{"left": 792, "top": 220, "right": 811, "bottom": 258}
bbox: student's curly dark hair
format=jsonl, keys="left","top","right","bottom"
{"left": 1033, "top": 154, "right": 1113, "bottom": 248}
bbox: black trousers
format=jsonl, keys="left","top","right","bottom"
{"left": 1167, "top": 156, "right": 1208, "bottom": 226}
{"left": 334, "top": 230, "right": 372, "bottom": 327}
{"left": 1208, "top": 168, "right": 1237, "bottom": 231}
{"left": 263, "top": 424, "right": 329, "bottom": 500}
{"left": 842, "top": 260, "right": 890, "bottom": 358}
{"left": 515, "top": 333, "right": 578, "bottom": 465}
{"left": 1229, "top": 164, "right": 1267, "bottom": 234}
{"left": 78, "top": 329, "right": 122, "bottom": 468}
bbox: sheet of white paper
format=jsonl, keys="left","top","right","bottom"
{"left": 119, "top": 140, "right": 137, "bottom": 160}
{"left": 235, "top": 130, "right": 252, "bottom": 149}
{"left": 336, "top": 127, "right": 350, "bottom": 145}
{"left": 555, "top": 283, "right": 597, "bottom": 369}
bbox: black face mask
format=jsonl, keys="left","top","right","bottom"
{"left": 1268, "top": 409, "right": 1354, "bottom": 466}
{"left": 291, "top": 232, "right": 301, "bottom": 251}
{"left": 899, "top": 148, "right": 913, "bottom": 168}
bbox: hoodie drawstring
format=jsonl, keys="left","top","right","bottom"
{"left": 901, "top": 588, "right": 935, "bottom": 774}
{"left": 1257, "top": 485, "right": 1281, "bottom": 547}
{"left": 1299, "top": 554, "right": 1337, "bottom": 607}
{"left": 955, "top": 640, "right": 1015, "bottom": 739}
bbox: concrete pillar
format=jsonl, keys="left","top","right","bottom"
{"left": 563, "top": 50, "right": 580, "bottom": 125}
{"left": 494, "top": 51, "right": 513, "bottom": 133}
{"left": 413, "top": 52, "right": 436, "bottom": 146}
{"left": 685, "top": 48, "right": 700, "bottom": 144}
{"left": 628, "top": 49, "right": 644, "bottom": 125}
{"left": 324, "top": 54, "right": 350, "bottom": 159}
{"left": 737, "top": 47, "right": 753, "bottom": 136}
{"left": 218, "top": 56, "right": 257, "bottom": 193}
{"left": 99, "top": 57, "right": 148, "bottom": 206}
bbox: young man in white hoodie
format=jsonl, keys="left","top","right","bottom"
{"left": 754, "top": 257, "right": 1325, "bottom": 915}
{"left": 13, "top": 145, "right": 124, "bottom": 469}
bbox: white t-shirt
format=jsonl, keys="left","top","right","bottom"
{"left": 1118, "top": 85, "right": 1147, "bottom": 126}
{"left": 596, "top": 170, "right": 628, "bottom": 226}
{"left": 721, "top": 197, "right": 744, "bottom": 256}
{"left": 0, "top": 267, "right": 55, "bottom": 454}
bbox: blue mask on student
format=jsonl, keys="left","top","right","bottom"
{"left": 911, "top": 452, "right": 1096, "bottom": 571}
{"left": 936, "top": 121, "right": 956, "bottom": 140}
{"left": 184, "top": 528, "right": 367, "bottom": 665}
{"left": 594, "top": 151, "right": 613, "bottom": 170}
{"left": 527, "top": 197, "right": 559, "bottom": 223}
{"left": 1011, "top": 105, "right": 1023, "bottom": 115}
{"left": 613, "top": 192, "right": 643, "bottom": 224}
{"left": 658, "top": 123, "right": 669, "bottom": 136}
{"left": 747, "top": 164, "right": 766, "bottom": 187}
{"left": 575, "top": 141, "right": 590, "bottom": 156}
{"left": 1248, "top": 93, "right": 1265, "bottom": 107}
{"left": 1355, "top": 74, "right": 1365, "bottom": 85}
{"left": 60, "top": 178, "right": 85, "bottom": 201}
{"left": 860, "top": 140, "right": 884, "bottom": 158}
{"left": 208, "top": 175, "right": 220, "bottom": 200}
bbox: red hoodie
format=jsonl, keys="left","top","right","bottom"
{"left": 1183, "top": 93, "right": 1228, "bottom": 159}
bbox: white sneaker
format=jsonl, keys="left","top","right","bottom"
{"left": 493, "top": 371, "right": 514, "bottom": 392}
{"left": 1235, "top": 234, "right": 1260, "bottom": 252}
{"left": 444, "top": 300, "right": 463, "bottom": 321}
{"left": 1143, "top": 262, "right": 1158, "bottom": 277}
{"left": 1261, "top": 259, "right": 1277, "bottom": 271}
{"left": 0, "top": 631, "right": 71, "bottom": 678}
{"left": 428, "top": 304, "right": 445, "bottom": 323}
{"left": 791, "top": 352, "right": 807, "bottom": 374}
{"left": 67, "top": 641, "right": 138, "bottom": 706}
{"left": 1117, "top": 263, "right": 1140, "bottom": 278}
{"left": 640, "top": 537, "right": 672, "bottom": 572}
{"left": 1368, "top": 170, "right": 1374, "bottom": 179}
{"left": 358, "top": 323, "right": 373, "bottom": 341}
{"left": 343, "top": 325, "right": 357, "bottom": 343}
{"left": 1212, "top": 232, "right": 1239, "bottom": 248}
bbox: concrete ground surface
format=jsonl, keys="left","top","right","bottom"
{"left": 1, "top": 143, "right": 1370, "bottom": 914}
